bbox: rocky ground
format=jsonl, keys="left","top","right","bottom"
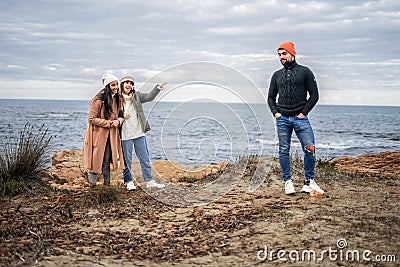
{"left": 0, "top": 151, "right": 399, "bottom": 266}
{"left": 330, "top": 151, "right": 400, "bottom": 179}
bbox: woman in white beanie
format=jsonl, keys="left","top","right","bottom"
{"left": 119, "top": 75, "right": 166, "bottom": 190}
{"left": 82, "top": 73, "right": 125, "bottom": 187}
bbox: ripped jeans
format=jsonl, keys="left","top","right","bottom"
{"left": 276, "top": 115, "right": 316, "bottom": 182}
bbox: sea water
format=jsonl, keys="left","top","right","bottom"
{"left": 0, "top": 99, "right": 399, "bottom": 167}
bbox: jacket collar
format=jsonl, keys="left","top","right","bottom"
{"left": 283, "top": 59, "right": 297, "bottom": 70}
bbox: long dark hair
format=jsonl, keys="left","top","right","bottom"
{"left": 103, "top": 84, "right": 121, "bottom": 120}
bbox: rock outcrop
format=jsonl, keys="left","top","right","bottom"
{"left": 45, "top": 150, "right": 400, "bottom": 191}
{"left": 330, "top": 151, "right": 400, "bottom": 178}
{"left": 46, "top": 150, "right": 228, "bottom": 190}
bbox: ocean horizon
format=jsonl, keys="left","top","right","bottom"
{"left": 1, "top": 98, "right": 399, "bottom": 167}
{"left": 1, "top": 97, "right": 400, "bottom": 107}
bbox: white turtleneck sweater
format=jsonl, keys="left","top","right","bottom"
{"left": 121, "top": 94, "right": 145, "bottom": 141}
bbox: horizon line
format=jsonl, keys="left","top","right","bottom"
{"left": 0, "top": 97, "right": 399, "bottom": 108}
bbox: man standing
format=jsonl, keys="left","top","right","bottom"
{"left": 267, "top": 42, "right": 325, "bottom": 195}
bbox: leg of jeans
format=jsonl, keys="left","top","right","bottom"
{"left": 133, "top": 136, "right": 153, "bottom": 182}
{"left": 293, "top": 117, "right": 316, "bottom": 181}
{"left": 121, "top": 139, "right": 134, "bottom": 183}
{"left": 102, "top": 137, "right": 112, "bottom": 185}
{"left": 276, "top": 116, "right": 293, "bottom": 182}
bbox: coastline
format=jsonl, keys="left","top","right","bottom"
{"left": 44, "top": 150, "right": 400, "bottom": 192}
{"left": 330, "top": 151, "right": 400, "bottom": 179}
{"left": 1, "top": 100, "right": 399, "bottom": 164}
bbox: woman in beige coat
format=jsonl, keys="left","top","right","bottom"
{"left": 82, "top": 73, "right": 125, "bottom": 187}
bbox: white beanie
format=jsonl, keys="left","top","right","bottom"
{"left": 101, "top": 73, "right": 118, "bottom": 87}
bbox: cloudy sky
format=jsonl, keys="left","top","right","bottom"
{"left": 0, "top": 0, "right": 399, "bottom": 105}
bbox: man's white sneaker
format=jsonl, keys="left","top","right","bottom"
{"left": 285, "top": 180, "right": 296, "bottom": 195}
{"left": 302, "top": 179, "right": 324, "bottom": 194}
{"left": 301, "top": 183, "right": 312, "bottom": 193}
{"left": 126, "top": 181, "right": 136, "bottom": 191}
{"left": 146, "top": 180, "right": 165, "bottom": 189}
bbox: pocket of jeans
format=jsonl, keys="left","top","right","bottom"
{"left": 295, "top": 115, "right": 307, "bottom": 120}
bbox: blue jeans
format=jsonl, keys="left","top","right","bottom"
{"left": 121, "top": 136, "right": 152, "bottom": 183}
{"left": 276, "top": 115, "right": 316, "bottom": 182}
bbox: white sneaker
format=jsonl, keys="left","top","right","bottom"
{"left": 126, "top": 181, "right": 136, "bottom": 191}
{"left": 301, "top": 183, "right": 312, "bottom": 193}
{"left": 302, "top": 180, "right": 324, "bottom": 194}
{"left": 284, "top": 180, "right": 296, "bottom": 195}
{"left": 146, "top": 180, "right": 165, "bottom": 189}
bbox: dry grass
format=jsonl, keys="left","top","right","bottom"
{"left": 83, "top": 185, "right": 125, "bottom": 207}
{"left": 0, "top": 123, "right": 53, "bottom": 196}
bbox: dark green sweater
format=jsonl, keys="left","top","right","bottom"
{"left": 267, "top": 60, "right": 319, "bottom": 116}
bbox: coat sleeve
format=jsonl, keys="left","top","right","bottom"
{"left": 138, "top": 86, "right": 160, "bottom": 103}
{"left": 88, "top": 99, "right": 112, "bottom": 128}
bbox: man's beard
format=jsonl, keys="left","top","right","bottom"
{"left": 281, "top": 59, "right": 293, "bottom": 67}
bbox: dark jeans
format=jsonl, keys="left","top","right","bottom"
{"left": 88, "top": 136, "right": 112, "bottom": 186}
{"left": 102, "top": 137, "right": 112, "bottom": 185}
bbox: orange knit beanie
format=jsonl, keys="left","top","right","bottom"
{"left": 277, "top": 42, "right": 296, "bottom": 57}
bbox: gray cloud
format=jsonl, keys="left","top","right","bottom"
{"left": 0, "top": 0, "right": 399, "bottom": 104}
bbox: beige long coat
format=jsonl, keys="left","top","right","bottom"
{"left": 82, "top": 90, "right": 125, "bottom": 173}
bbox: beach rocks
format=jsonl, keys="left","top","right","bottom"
{"left": 152, "top": 160, "right": 229, "bottom": 183}
{"left": 46, "top": 150, "right": 85, "bottom": 190}
{"left": 45, "top": 150, "right": 400, "bottom": 191}
{"left": 330, "top": 151, "right": 400, "bottom": 178}
{"left": 45, "top": 150, "right": 229, "bottom": 190}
